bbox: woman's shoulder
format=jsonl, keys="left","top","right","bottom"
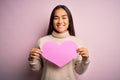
{"left": 69, "top": 36, "right": 84, "bottom": 48}
{"left": 69, "top": 36, "right": 80, "bottom": 41}
{"left": 39, "top": 35, "right": 52, "bottom": 41}
{"left": 37, "top": 35, "right": 52, "bottom": 48}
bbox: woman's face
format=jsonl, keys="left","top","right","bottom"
{"left": 53, "top": 8, "right": 69, "bottom": 33}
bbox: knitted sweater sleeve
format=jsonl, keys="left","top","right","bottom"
{"left": 74, "top": 55, "right": 90, "bottom": 74}
{"left": 29, "top": 57, "right": 42, "bottom": 71}
{"left": 73, "top": 37, "right": 90, "bottom": 74}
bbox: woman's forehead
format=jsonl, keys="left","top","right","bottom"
{"left": 54, "top": 8, "right": 68, "bottom": 16}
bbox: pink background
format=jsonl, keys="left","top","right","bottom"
{"left": 0, "top": 0, "right": 120, "bottom": 80}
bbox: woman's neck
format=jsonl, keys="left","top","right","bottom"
{"left": 52, "top": 31, "right": 70, "bottom": 38}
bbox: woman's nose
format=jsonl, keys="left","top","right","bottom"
{"left": 58, "top": 18, "right": 62, "bottom": 23}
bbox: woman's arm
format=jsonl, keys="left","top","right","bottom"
{"left": 28, "top": 48, "right": 43, "bottom": 72}
{"left": 74, "top": 55, "right": 90, "bottom": 74}
{"left": 74, "top": 47, "right": 90, "bottom": 74}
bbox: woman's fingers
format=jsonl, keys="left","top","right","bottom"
{"left": 31, "top": 53, "right": 39, "bottom": 59}
{"left": 31, "top": 52, "right": 39, "bottom": 56}
{"left": 77, "top": 48, "right": 88, "bottom": 53}
{"left": 29, "top": 48, "right": 42, "bottom": 60}
{"left": 31, "top": 48, "right": 42, "bottom": 55}
{"left": 76, "top": 47, "right": 89, "bottom": 59}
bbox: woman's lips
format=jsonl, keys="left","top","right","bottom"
{"left": 57, "top": 25, "right": 64, "bottom": 28}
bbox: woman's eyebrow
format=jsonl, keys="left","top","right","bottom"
{"left": 54, "top": 15, "right": 58, "bottom": 17}
{"left": 62, "top": 15, "right": 68, "bottom": 17}
{"left": 54, "top": 14, "right": 68, "bottom": 17}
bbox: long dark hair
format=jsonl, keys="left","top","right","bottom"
{"left": 47, "top": 5, "right": 75, "bottom": 36}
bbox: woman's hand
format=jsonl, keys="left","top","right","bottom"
{"left": 29, "top": 48, "right": 42, "bottom": 61}
{"left": 77, "top": 47, "right": 89, "bottom": 61}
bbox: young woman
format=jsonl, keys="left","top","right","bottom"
{"left": 28, "top": 5, "right": 90, "bottom": 80}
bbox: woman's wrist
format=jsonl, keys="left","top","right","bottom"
{"left": 82, "top": 56, "right": 89, "bottom": 61}
{"left": 28, "top": 57, "right": 33, "bottom": 61}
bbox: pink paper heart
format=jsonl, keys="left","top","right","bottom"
{"left": 41, "top": 41, "right": 77, "bottom": 67}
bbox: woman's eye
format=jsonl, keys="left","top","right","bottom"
{"left": 54, "top": 17, "right": 58, "bottom": 20}
{"left": 62, "top": 17, "right": 67, "bottom": 19}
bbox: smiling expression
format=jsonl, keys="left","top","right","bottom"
{"left": 53, "top": 8, "right": 69, "bottom": 33}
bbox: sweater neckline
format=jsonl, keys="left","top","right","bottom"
{"left": 52, "top": 31, "right": 70, "bottom": 38}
